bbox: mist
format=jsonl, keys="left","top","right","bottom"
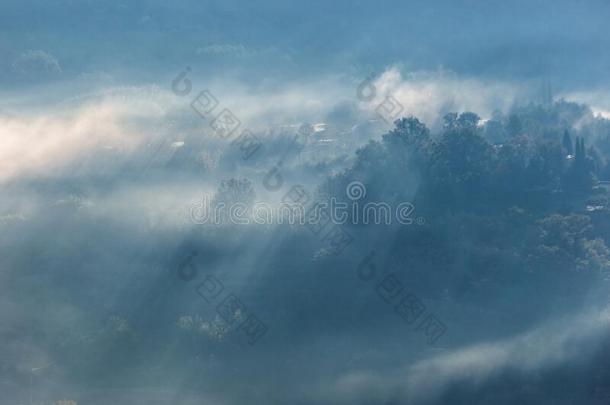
{"left": 2, "top": 2, "right": 610, "bottom": 404}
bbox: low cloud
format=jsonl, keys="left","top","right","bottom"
{"left": 315, "top": 308, "right": 610, "bottom": 404}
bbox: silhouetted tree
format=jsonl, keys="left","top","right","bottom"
{"left": 563, "top": 137, "right": 595, "bottom": 192}
{"left": 562, "top": 129, "right": 573, "bottom": 155}
{"left": 506, "top": 114, "right": 523, "bottom": 137}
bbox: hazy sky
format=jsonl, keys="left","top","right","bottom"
{"left": 2, "top": 0, "right": 610, "bottom": 88}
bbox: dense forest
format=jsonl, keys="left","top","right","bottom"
{"left": 4, "top": 99, "right": 610, "bottom": 404}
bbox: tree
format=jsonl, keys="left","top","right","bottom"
{"left": 506, "top": 114, "right": 523, "bottom": 137}
{"left": 382, "top": 116, "right": 430, "bottom": 150}
{"left": 426, "top": 112, "right": 494, "bottom": 205}
{"left": 524, "top": 140, "right": 565, "bottom": 190}
{"left": 443, "top": 112, "right": 480, "bottom": 131}
{"left": 562, "top": 129, "right": 573, "bottom": 155}
{"left": 563, "top": 137, "right": 595, "bottom": 192}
